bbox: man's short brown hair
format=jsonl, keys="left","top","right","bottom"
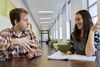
{"left": 9, "top": 8, "right": 28, "bottom": 26}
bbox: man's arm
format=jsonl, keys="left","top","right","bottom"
{"left": 0, "top": 29, "right": 11, "bottom": 50}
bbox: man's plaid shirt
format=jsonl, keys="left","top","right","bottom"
{"left": 0, "top": 28, "right": 41, "bottom": 58}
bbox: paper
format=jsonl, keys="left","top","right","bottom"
{"left": 48, "top": 51, "right": 96, "bottom": 62}
{"left": 68, "top": 54, "right": 96, "bottom": 62}
{"left": 48, "top": 51, "right": 70, "bottom": 60}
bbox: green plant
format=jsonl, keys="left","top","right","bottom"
{"left": 57, "top": 42, "right": 72, "bottom": 53}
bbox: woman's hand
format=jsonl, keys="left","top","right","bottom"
{"left": 91, "top": 21, "right": 100, "bottom": 32}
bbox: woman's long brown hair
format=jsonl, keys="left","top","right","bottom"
{"left": 73, "top": 10, "right": 93, "bottom": 42}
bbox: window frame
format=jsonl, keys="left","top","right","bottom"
{"left": 87, "top": 0, "right": 97, "bottom": 24}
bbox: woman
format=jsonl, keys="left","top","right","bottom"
{"left": 70, "top": 10, "right": 100, "bottom": 56}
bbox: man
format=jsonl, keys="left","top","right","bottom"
{"left": 0, "top": 8, "right": 41, "bottom": 60}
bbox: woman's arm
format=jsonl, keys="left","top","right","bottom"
{"left": 85, "top": 21, "right": 100, "bottom": 56}
{"left": 85, "top": 30, "right": 96, "bottom": 56}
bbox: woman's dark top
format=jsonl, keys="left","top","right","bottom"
{"left": 94, "top": 32, "right": 100, "bottom": 59}
{"left": 70, "top": 32, "right": 100, "bottom": 55}
{"left": 70, "top": 33, "right": 87, "bottom": 55}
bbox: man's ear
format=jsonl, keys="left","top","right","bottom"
{"left": 14, "top": 20, "right": 18, "bottom": 25}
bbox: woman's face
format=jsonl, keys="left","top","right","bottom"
{"left": 75, "top": 14, "right": 83, "bottom": 30}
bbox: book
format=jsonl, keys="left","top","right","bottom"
{"left": 48, "top": 51, "right": 96, "bottom": 62}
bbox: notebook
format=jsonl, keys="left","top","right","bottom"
{"left": 48, "top": 51, "right": 96, "bottom": 62}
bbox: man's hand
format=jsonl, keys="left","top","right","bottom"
{"left": 12, "top": 37, "right": 38, "bottom": 52}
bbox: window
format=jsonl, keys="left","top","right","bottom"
{"left": 59, "top": 14, "right": 62, "bottom": 39}
{"left": 54, "top": 25, "right": 56, "bottom": 39}
{"left": 88, "top": 0, "right": 97, "bottom": 6}
{"left": 88, "top": 0, "right": 97, "bottom": 24}
{"left": 42, "top": 34, "right": 48, "bottom": 41}
{"left": 55, "top": 20, "right": 58, "bottom": 39}
{"left": 66, "top": 21, "right": 70, "bottom": 40}
{"left": 56, "top": 30, "right": 58, "bottom": 39}
{"left": 66, "top": 0, "right": 71, "bottom": 40}
{"left": 89, "top": 4, "right": 97, "bottom": 18}
{"left": 60, "top": 27, "right": 62, "bottom": 39}
{"left": 41, "top": 30, "right": 49, "bottom": 42}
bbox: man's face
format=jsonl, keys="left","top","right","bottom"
{"left": 16, "top": 13, "right": 29, "bottom": 31}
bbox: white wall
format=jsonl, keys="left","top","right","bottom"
{"left": 97, "top": 0, "right": 100, "bottom": 20}
{"left": 0, "top": 15, "right": 11, "bottom": 31}
{"left": 71, "top": 0, "right": 80, "bottom": 32}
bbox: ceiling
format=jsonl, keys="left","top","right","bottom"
{"left": 22, "top": 0, "right": 67, "bottom": 30}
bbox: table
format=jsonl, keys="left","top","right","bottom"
{"left": 0, "top": 43, "right": 100, "bottom": 67}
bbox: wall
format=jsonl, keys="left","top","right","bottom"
{"left": 0, "top": 0, "right": 15, "bottom": 31}
{"left": 98, "top": 0, "right": 100, "bottom": 20}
